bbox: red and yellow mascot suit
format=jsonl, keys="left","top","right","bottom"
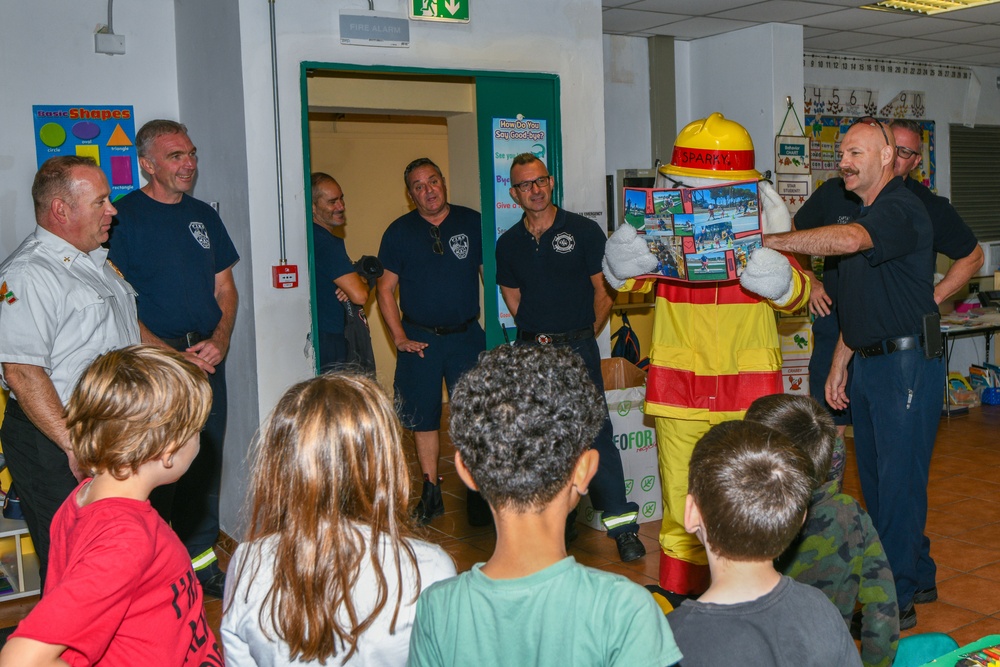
{"left": 603, "top": 113, "right": 809, "bottom": 595}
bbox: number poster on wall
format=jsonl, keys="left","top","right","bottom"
{"left": 804, "top": 87, "right": 879, "bottom": 118}
{"left": 803, "top": 86, "right": 934, "bottom": 193}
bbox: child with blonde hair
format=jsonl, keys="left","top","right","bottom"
{"left": 0, "top": 345, "right": 221, "bottom": 666}
{"left": 222, "top": 372, "right": 455, "bottom": 665}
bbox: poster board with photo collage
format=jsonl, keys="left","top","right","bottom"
{"left": 622, "top": 180, "right": 762, "bottom": 282}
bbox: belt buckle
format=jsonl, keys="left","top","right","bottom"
{"left": 536, "top": 334, "right": 552, "bottom": 345}
{"left": 185, "top": 332, "right": 200, "bottom": 348}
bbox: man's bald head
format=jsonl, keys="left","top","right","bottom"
{"left": 839, "top": 118, "right": 895, "bottom": 206}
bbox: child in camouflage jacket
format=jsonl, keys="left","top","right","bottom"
{"left": 747, "top": 394, "right": 899, "bottom": 667}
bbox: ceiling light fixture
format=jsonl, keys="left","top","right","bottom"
{"left": 860, "top": 0, "right": 1000, "bottom": 15}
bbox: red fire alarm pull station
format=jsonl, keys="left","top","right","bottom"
{"left": 272, "top": 264, "right": 298, "bottom": 289}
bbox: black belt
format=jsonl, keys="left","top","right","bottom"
{"left": 517, "top": 327, "right": 593, "bottom": 345}
{"left": 403, "top": 314, "right": 478, "bottom": 336}
{"left": 160, "top": 331, "right": 209, "bottom": 349}
{"left": 856, "top": 335, "right": 923, "bottom": 358}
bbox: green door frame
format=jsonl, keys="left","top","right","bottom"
{"left": 299, "top": 62, "right": 562, "bottom": 365}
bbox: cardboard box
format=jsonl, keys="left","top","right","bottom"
{"left": 577, "top": 359, "right": 662, "bottom": 529}
{"left": 778, "top": 316, "right": 814, "bottom": 362}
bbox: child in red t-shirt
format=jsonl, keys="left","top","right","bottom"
{"left": 0, "top": 345, "right": 222, "bottom": 667}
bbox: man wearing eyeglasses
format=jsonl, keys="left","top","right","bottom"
{"left": 765, "top": 118, "right": 942, "bottom": 630}
{"left": 495, "top": 153, "right": 645, "bottom": 563}
{"left": 891, "top": 119, "right": 983, "bottom": 301}
{"left": 376, "top": 157, "right": 489, "bottom": 527}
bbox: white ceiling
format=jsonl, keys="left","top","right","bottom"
{"left": 602, "top": 0, "right": 1000, "bottom": 67}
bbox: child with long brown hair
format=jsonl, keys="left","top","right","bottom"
{"left": 222, "top": 373, "right": 456, "bottom": 666}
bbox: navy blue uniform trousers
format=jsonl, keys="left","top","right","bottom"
{"left": 851, "top": 348, "right": 943, "bottom": 609}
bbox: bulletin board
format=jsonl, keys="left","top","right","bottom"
{"left": 804, "top": 115, "right": 936, "bottom": 194}
{"left": 802, "top": 86, "right": 936, "bottom": 195}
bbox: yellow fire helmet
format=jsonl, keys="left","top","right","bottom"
{"left": 660, "top": 112, "right": 762, "bottom": 181}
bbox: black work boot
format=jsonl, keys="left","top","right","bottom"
{"left": 414, "top": 475, "right": 444, "bottom": 525}
{"left": 615, "top": 531, "right": 646, "bottom": 562}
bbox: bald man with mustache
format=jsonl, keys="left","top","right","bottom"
{"left": 764, "top": 117, "right": 942, "bottom": 631}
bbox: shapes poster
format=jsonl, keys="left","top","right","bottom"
{"left": 623, "top": 180, "right": 761, "bottom": 282}
{"left": 33, "top": 105, "right": 140, "bottom": 201}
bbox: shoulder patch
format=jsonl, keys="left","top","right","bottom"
{"left": 105, "top": 260, "right": 125, "bottom": 280}
{"left": 0, "top": 281, "right": 17, "bottom": 305}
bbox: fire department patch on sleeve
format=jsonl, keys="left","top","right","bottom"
{"left": 0, "top": 281, "right": 17, "bottom": 305}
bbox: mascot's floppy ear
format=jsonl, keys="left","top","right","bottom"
{"left": 603, "top": 223, "right": 658, "bottom": 288}
{"left": 758, "top": 180, "right": 791, "bottom": 234}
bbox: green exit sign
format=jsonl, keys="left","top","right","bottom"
{"left": 410, "top": 0, "right": 469, "bottom": 23}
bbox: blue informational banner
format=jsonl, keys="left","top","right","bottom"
{"left": 32, "top": 105, "right": 140, "bottom": 202}
{"left": 491, "top": 115, "right": 547, "bottom": 325}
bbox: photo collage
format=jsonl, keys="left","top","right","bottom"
{"left": 622, "top": 180, "right": 762, "bottom": 282}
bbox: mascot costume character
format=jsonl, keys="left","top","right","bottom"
{"left": 604, "top": 113, "right": 810, "bottom": 596}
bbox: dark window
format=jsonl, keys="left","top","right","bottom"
{"left": 951, "top": 124, "right": 1000, "bottom": 242}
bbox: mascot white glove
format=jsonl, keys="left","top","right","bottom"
{"left": 603, "top": 223, "right": 659, "bottom": 289}
{"left": 758, "top": 180, "right": 791, "bottom": 234}
{"left": 741, "top": 246, "right": 795, "bottom": 305}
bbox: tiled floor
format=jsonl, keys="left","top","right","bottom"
{"left": 2, "top": 404, "right": 999, "bottom": 656}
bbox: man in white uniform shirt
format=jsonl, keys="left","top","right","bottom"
{"left": 0, "top": 156, "right": 140, "bottom": 587}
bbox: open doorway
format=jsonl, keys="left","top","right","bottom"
{"left": 304, "top": 71, "right": 480, "bottom": 385}
{"left": 301, "top": 65, "right": 563, "bottom": 382}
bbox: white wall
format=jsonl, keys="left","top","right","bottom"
{"left": 675, "top": 23, "right": 805, "bottom": 179}
{"left": 0, "top": 1, "right": 179, "bottom": 255}
{"left": 604, "top": 35, "right": 653, "bottom": 175}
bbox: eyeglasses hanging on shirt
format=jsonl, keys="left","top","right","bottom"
{"left": 429, "top": 225, "right": 444, "bottom": 255}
